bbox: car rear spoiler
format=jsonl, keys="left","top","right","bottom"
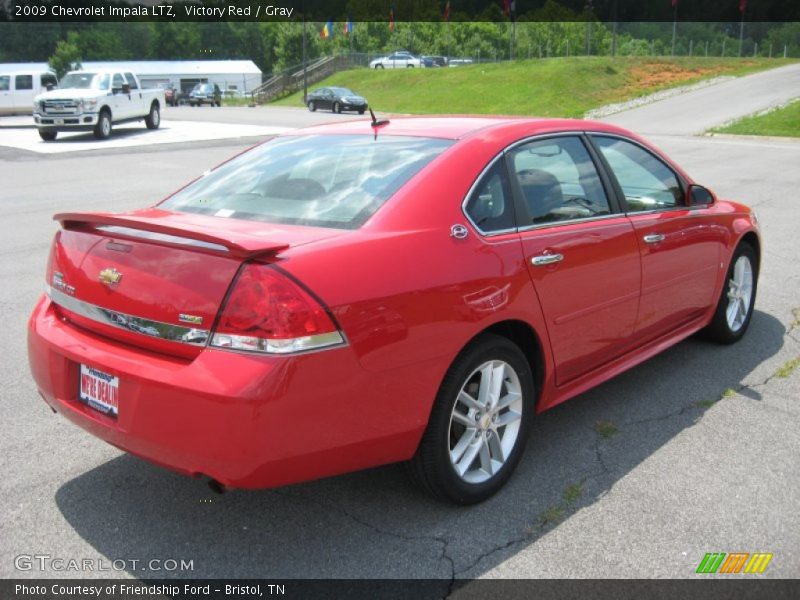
{"left": 54, "top": 211, "right": 289, "bottom": 259}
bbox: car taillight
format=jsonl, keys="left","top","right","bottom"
{"left": 210, "top": 264, "right": 344, "bottom": 354}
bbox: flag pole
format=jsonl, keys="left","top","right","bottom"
{"left": 671, "top": 2, "right": 677, "bottom": 57}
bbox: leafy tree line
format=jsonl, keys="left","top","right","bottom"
{"left": 1, "top": 19, "right": 798, "bottom": 78}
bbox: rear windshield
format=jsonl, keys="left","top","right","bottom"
{"left": 160, "top": 134, "right": 453, "bottom": 229}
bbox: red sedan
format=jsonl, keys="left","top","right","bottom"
{"left": 28, "top": 117, "right": 760, "bottom": 504}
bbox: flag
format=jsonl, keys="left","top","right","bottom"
{"left": 503, "top": 0, "right": 510, "bottom": 16}
{"left": 320, "top": 20, "right": 333, "bottom": 39}
{"left": 443, "top": 1, "right": 450, "bottom": 22}
{"left": 672, "top": 0, "right": 678, "bottom": 7}
{"left": 739, "top": 0, "right": 747, "bottom": 12}
{"left": 344, "top": 15, "right": 353, "bottom": 35}
{"left": 389, "top": 5, "right": 395, "bottom": 31}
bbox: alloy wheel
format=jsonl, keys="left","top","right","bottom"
{"left": 726, "top": 255, "right": 753, "bottom": 332}
{"left": 448, "top": 360, "right": 523, "bottom": 484}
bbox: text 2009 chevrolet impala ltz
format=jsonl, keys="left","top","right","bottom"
{"left": 28, "top": 117, "right": 759, "bottom": 504}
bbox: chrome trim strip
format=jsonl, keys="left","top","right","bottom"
{"left": 517, "top": 212, "right": 623, "bottom": 233}
{"left": 46, "top": 285, "right": 210, "bottom": 346}
{"left": 209, "top": 331, "right": 346, "bottom": 355}
{"left": 95, "top": 226, "right": 229, "bottom": 253}
{"left": 462, "top": 132, "right": 621, "bottom": 239}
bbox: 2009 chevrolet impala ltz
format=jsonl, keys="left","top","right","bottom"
{"left": 28, "top": 117, "right": 760, "bottom": 503}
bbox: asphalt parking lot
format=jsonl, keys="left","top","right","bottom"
{"left": 1, "top": 71, "right": 798, "bottom": 585}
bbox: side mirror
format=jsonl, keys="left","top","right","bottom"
{"left": 46, "top": 83, "right": 55, "bottom": 92}
{"left": 121, "top": 83, "right": 131, "bottom": 94}
{"left": 688, "top": 184, "right": 715, "bottom": 206}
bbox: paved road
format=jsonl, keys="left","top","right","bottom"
{"left": 0, "top": 67, "right": 798, "bottom": 585}
{"left": 602, "top": 62, "right": 800, "bottom": 135}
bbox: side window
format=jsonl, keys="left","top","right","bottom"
{"left": 508, "top": 136, "right": 611, "bottom": 225}
{"left": 112, "top": 73, "right": 125, "bottom": 92}
{"left": 0, "top": 76, "right": 9, "bottom": 91}
{"left": 15, "top": 75, "right": 33, "bottom": 90}
{"left": 464, "top": 159, "right": 515, "bottom": 234}
{"left": 97, "top": 74, "right": 110, "bottom": 90}
{"left": 40, "top": 73, "right": 57, "bottom": 88}
{"left": 124, "top": 73, "right": 139, "bottom": 89}
{"left": 592, "top": 136, "right": 683, "bottom": 212}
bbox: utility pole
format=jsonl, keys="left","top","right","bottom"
{"left": 302, "top": 16, "right": 307, "bottom": 103}
{"left": 611, "top": 0, "right": 618, "bottom": 57}
{"left": 671, "top": 1, "right": 677, "bottom": 57}
{"left": 738, "top": 8, "right": 745, "bottom": 56}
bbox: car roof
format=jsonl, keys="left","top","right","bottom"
{"left": 283, "top": 116, "right": 636, "bottom": 141}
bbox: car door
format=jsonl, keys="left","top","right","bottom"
{"left": 13, "top": 74, "right": 34, "bottom": 112}
{"left": 111, "top": 72, "right": 134, "bottom": 119}
{"left": 589, "top": 134, "right": 724, "bottom": 344}
{"left": 0, "top": 75, "right": 11, "bottom": 114}
{"left": 124, "top": 72, "right": 144, "bottom": 114}
{"left": 322, "top": 89, "right": 335, "bottom": 110}
{"left": 510, "top": 135, "right": 642, "bottom": 385}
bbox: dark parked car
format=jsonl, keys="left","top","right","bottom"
{"left": 306, "top": 87, "right": 368, "bottom": 114}
{"left": 422, "top": 55, "right": 448, "bottom": 68}
{"left": 188, "top": 83, "right": 222, "bottom": 107}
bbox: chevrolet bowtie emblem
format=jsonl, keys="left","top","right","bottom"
{"left": 99, "top": 268, "right": 123, "bottom": 286}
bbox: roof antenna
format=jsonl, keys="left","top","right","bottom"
{"left": 369, "top": 108, "right": 389, "bottom": 139}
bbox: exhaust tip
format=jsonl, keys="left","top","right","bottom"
{"left": 207, "top": 478, "right": 227, "bottom": 495}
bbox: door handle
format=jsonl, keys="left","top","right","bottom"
{"left": 643, "top": 234, "right": 665, "bottom": 244}
{"left": 531, "top": 253, "right": 564, "bottom": 266}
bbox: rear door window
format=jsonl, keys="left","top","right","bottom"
{"left": 508, "top": 136, "right": 611, "bottom": 225}
{"left": 15, "top": 75, "right": 33, "bottom": 90}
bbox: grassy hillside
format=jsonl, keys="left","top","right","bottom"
{"left": 273, "top": 57, "right": 795, "bottom": 118}
{"left": 712, "top": 101, "right": 800, "bottom": 138}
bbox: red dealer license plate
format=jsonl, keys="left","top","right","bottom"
{"left": 78, "top": 364, "right": 119, "bottom": 418}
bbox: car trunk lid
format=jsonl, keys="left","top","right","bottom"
{"left": 47, "top": 209, "right": 338, "bottom": 358}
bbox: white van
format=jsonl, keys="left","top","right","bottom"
{"left": 0, "top": 63, "right": 58, "bottom": 115}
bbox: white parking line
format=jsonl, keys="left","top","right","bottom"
{"left": 0, "top": 119, "right": 293, "bottom": 154}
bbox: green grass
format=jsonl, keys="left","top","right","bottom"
{"left": 713, "top": 100, "right": 800, "bottom": 138}
{"left": 594, "top": 420, "right": 618, "bottom": 439}
{"left": 563, "top": 482, "right": 583, "bottom": 506}
{"left": 537, "top": 504, "right": 565, "bottom": 526}
{"left": 272, "top": 57, "right": 795, "bottom": 118}
{"left": 774, "top": 356, "right": 800, "bottom": 379}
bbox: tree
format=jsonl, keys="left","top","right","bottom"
{"left": 49, "top": 32, "right": 82, "bottom": 78}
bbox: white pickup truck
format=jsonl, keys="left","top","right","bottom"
{"left": 33, "top": 70, "right": 165, "bottom": 141}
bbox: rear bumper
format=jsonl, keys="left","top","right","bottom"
{"left": 27, "top": 295, "right": 426, "bottom": 488}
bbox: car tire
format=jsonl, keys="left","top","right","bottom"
{"left": 333, "top": 102, "right": 341, "bottom": 114}
{"left": 704, "top": 242, "right": 758, "bottom": 344}
{"left": 408, "top": 333, "right": 534, "bottom": 504}
{"left": 358, "top": 109, "right": 365, "bottom": 115}
{"left": 375, "top": 64, "right": 384, "bottom": 69}
{"left": 38, "top": 129, "right": 57, "bottom": 141}
{"left": 93, "top": 110, "right": 112, "bottom": 140}
{"left": 307, "top": 100, "right": 316, "bottom": 112}
{"left": 407, "top": 65, "right": 415, "bottom": 68}
{"left": 145, "top": 102, "right": 160, "bottom": 129}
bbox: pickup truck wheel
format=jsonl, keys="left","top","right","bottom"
{"left": 94, "top": 111, "right": 112, "bottom": 140}
{"left": 38, "top": 129, "right": 57, "bottom": 141}
{"left": 145, "top": 103, "right": 160, "bottom": 129}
